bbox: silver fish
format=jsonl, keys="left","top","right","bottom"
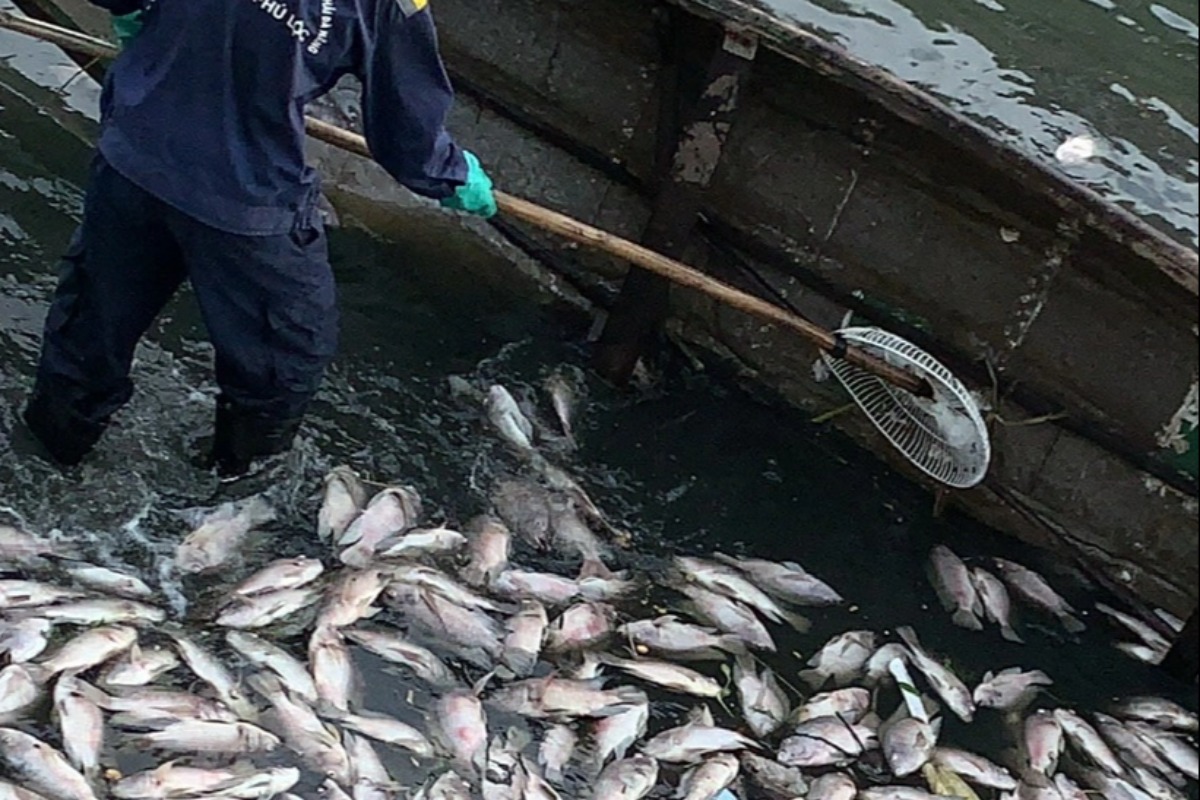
{"left": 1129, "top": 766, "right": 1188, "bottom": 800}
{"left": 677, "top": 752, "right": 739, "bottom": 800}
{"left": 539, "top": 723, "right": 578, "bottom": 783}
{"left": 741, "top": 753, "right": 811, "bottom": 799}
{"left": 389, "top": 563, "right": 504, "bottom": 613}
{"left": 992, "top": 558, "right": 1084, "bottom": 633}
{"left": 858, "top": 789, "right": 942, "bottom": 800}
{"left": 486, "top": 384, "right": 536, "bottom": 451}
{"left": 414, "top": 770, "right": 472, "bottom": 800}
{"left": 27, "top": 597, "right": 166, "bottom": 626}
{"left": 1116, "top": 641, "right": 1167, "bottom": 665}
{"left": 713, "top": 553, "right": 844, "bottom": 606}
{"left": 864, "top": 643, "right": 911, "bottom": 687}
{"left": 592, "top": 697, "right": 650, "bottom": 768}
{"left": 484, "top": 727, "right": 528, "bottom": 800}
{"left": 216, "top": 585, "right": 323, "bottom": 629}
{"left": 896, "top": 627, "right": 974, "bottom": 722}
{"left": 675, "top": 556, "right": 810, "bottom": 630}
{"left": 111, "top": 762, "right": 247, "bottom": 799}
{"left": 732, "top": 653, "right": 790, "bottom": 737}
{"left": 1095, "top": 713, "right": 1183, "bottom": 781}
{"left": 618, "top": 615, "right": 747, "bottom": 661}
{"left": 0, "top": 617, "right": 51, "bottom": 663}
{"left": 385, "top": 583, "right": 504, "bottom": 668}
{"left": 376, "top": 526, "right": 466, "bottom": 559}
{"left": 309, "top": 624, "right": 358, "bottom": 711}
{"left": 0, "top": 664, "right": 41, "bottom": 724}
{"left": 0, "top": 525, "right": 73, "bottom": 562}
{"left": 546, "top": 601, "right": 613, "bottom": 653}
{"left": 1075, "top": 767, "right": 1157, "bottom": 800}
{"left": 973, "top": 667, "right": 1053, "bottom": 710}
{"left": 52, "top": 675, "right": 104, "bottom": 779}
{"left": 806, "top": 771, "right": 855, "bottom": 800}
{"left": 226, "top": 630, "right": 319, "bottom": 703}
{"left": 678, "top": 583, "right": 777, "bottom": 652}
{"left": 928, "top": 545, "right": 983, "bottom": 630}
{"left": 602, "top": 654, "right": 723, "bottom": 698}
{"left": 327, "top": 709, "right": 434, "bottom": 757}
{"left": 432, "top": 690, "right": 488, "bottom": 777}
{"left": 1053, "top": 708, "right": 1124, "bottom": 775}
{"left": 316, "top": 567, "right": 388, "bottom": 629}
{"left": 209, "top": 767, "right": 302, "bottom": 799}
{"left": 882, "top": 716, "right": 940, "bottom": 778}
{"left": 98, "top": 642, "right": 180, "bottom": 688}
{"left": 502, "top": 600, "right": 549, "bottom": 677}
{"left": 97, "top": 687, "right": 238, "bottom": 724}
{"left": 490, "top": 570, "right": 581, "bottom": 606}
{"left": 489, "top": 675, "right": 644, "bottom": 720}
{"left": 0, "top": 728, "right": 97, "bottom": 800}
{"left": 317, "top": 465, "right": 367, "bottom": 542}
{"left": 35, "top": 625, "right": 138, "bottom": 681}
{"left": 460, "top": 515, "right": 511, "bottom": 587}
{"left": 250, "top": 673, "right": 352, "bottom": 784}
{"left": 778, "top": 716, "right": 878, "bottom": 767}
{"left": 1127, "top": 722, "right": 1199, "bottom": 780}
{"left": 641, "top": 721, "right": 758, "bottom": 764}
{"left": 970, "top": 567, "right": 1022, "bottom": 643}
{"left": 1023, "top": 709, "right": 1064, "bottom": 777}
{"left": 1110, "top": 697, "right": 1198, "bottom": 733}
{"left": 63, "top": 564, "right": 154, "bottom": 600}
{"left": 799, "top": 630, "right": 877, "bottom": 689}
{"left": 930, "top": 747, "right": 1017, "bottom": 790}
{"left": 345, "top": 732, "right": 394, "bottom": 800}
{"left": 169, "top": 632, "right": 258, "bottom": 722}
{"left": 1095, "top": 603, "right": 1172, "bottom": 652}
{"left": 338, "top": 486, "right": 422, "bottom": 566}
{"left": 0, "top": 579, "right": 85, "bottom": 609}
{"left": 491, "top": 480, "right": 554, "bottom": 549}
{"left": 548, "top": 497, "right": 607, "bottom": 564}
{"left": 590, "top": 755, "right": 659, "bottom": 800}
{"left": 138, "top": 720, "right": 280, "bottom": 753}
{"left": 175, "top": 495, "right": 276, "bottom": 574}
{"left": 232, "top": 556, "right": 325, "bottom": 597}
{"left": 545, "top": 368, "right": 580, "bottom": 446}
{"left": 795, "top": 687, "right": 872, "bottom": 725}
{"left": 341, "top": 627, "right": 457, "bottom": 687}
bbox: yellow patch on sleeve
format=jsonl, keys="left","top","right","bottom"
{"left": 396, "top": 0, "right": 427, "bottom": 15}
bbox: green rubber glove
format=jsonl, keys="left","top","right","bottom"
{"left": 439, "top": 150, "right": 498, "bottom": 219}
{"left": 111, "top": 11, "right": 144, "bottom": 49}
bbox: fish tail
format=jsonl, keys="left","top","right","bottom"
{"left": 1059, "top": 612, "right": 1086, "bottom": 634}
{"left": 717, "top": 635, "right": 749, "bottom": 656}
{"left": 780, "top": 609, "right": 813, "bottom": 633}
{"left": 798, "top": 668, "right": 829, "bottom": 690}
{"left": 951, "top": 608, "right": 984, "bottom": 631}
{"left": 579, "top": 558, "right": 614, "bottom": 581}
{"left": 1000, "top": 624, "right": 1025, "bottom": 644}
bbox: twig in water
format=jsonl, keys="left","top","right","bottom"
{"left": 812, "top": 402, "right": 856, "bottom": 425}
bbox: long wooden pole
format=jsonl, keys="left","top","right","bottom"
{"left": 1, "top": 9, "right": 932, "bottom": 397}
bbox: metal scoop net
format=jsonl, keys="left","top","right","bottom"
{"left": 822, "top": 327, "right": 991, "bottom": 489}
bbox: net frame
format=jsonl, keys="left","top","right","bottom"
{"left": 821, "top": 327, "right": 991, "bottom": 489}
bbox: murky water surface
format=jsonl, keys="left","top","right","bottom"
{"left": 1, "top": 7, "right": 1196, "bottom": 798}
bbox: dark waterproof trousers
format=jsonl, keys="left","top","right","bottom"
{"left": 23, "top": 155, "right": 338, "bottom": 469}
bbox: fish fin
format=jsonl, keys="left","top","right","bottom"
{"left": 717, "top": 635, "right": 749, "bottom": 656}
{"left": 780, "top": 609, "right": 813, "bottom": 633}
{"left": 895, "top": 625, "right": 922, "bottom": 653}
{"left": 578, "top": 558, "right": 613, "bottom": 581}
{"left": 22, "top": 663, "right": 50, "bottom": 686}
{"left": 1000, "top": 625, "right": 1025, "bottom": 644}
{"left": 470, "top": 670, "right": 498, "bottom": 697}
{"left": 951, "top": 608, "right": 984, "bottom": 631}
{"left": 798, "top": 668, "right": 829, "bottom": 690}
{"left": 1059, "top": 613, "right": 1086, "bottom": 634}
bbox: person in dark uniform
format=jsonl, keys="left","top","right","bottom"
{"left": 20, "top": 0, "right": 496, "bottom": 475}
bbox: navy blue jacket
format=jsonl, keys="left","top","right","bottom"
{"left": 88, "top": 0, "right": 469, "bottom": 235}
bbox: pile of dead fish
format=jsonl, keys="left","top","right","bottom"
{"left": 1, "top": 371, "right": 1197, "bottom": 800}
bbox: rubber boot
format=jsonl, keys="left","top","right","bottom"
{"left": 18, "top": 391, "right": 106, "bottom": 467}
{"left": 209, "top": 400, "right": 303, "bottom": 478}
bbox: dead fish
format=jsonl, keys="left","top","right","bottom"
{"left": 1053, "top": 708, "right": 1125, "bottom": 775}
{"left": 520, "top": 755, "right": 564, "bottom": 800}
{"left": 971, "top": 567, "right": 1023, "bottom": 643}
{"left": 930, "top": 747, "right": 1017, "bottom": 790}
{"left": 460, "top": 515, "right": 511, "bottom": 587}
{"left": 97, "top": 687, "right": 239, "bottom": 724}
{"left": 226, "top": 630, "right": 319, "bottom": 703}
{"left": 502, "top": 599, "right": 549, "bottom": 677}
{"left": 317, "top": 465, "right": 367, "bottom": 542}
{"left": 928, "top": 545, "right": 983, "bottom": 630}
{"left": 538, "top": 723, "right": 577, "bottom": 783}
{"left": 316, "top": 567, "right": 388, "bottom": 629}
{"left": 806, "top": 771, "right": 855, "bottom": 800}
{"left": 641, "top": 721, "right": 759, "bottom": 764}
{"left": 896, "top": 627, "right": 974, "bottom": 723}
{"left": 137, "top": 720, "right": 280, "bottom": 753}
{"left": 0, "top": 664, "right": 41, "bottom": 724}
{"left": 491, "top": 480, "right": 554, "bottom": 549}
{"left": 992, "top": 558, "right": 1085, "bottom": 634}
{"left": 169, "top": 632, "right": 259, "bottom": 722}
{"left": 732, "top": 653, "right": 790, "bottom": 737}
{"left": 110, "top": 762, "right": 249, "bottom": 799}
{"left": 1024, "top": 709, "right": 1064, "bottom": 777}
{"left": 798, "top": 630, "right": 877, "bottom": 689}
{"left": 249, "top": 674, "right": 352, "bottom": 785}
{"left": 618, "top": 614, "right": 747, "bottom": 661}
{"left": 215, "top": 586, "right": 322, "bottom": 629}
{"left": 590, "top": 755, "right": 659, "bottom": 800}
{"left": 24, "top": 597, "right": 166, "bottom": 627}
{"left": 778, "top": 716, "right": 878, "bottom": 768}
{"left": 0, "top": 617, "right": 52, "bottom": 663}
{"left": 324, "top": 709, "right": 434, "bottom": 758}
{"left": 858, "top": 789, "right": 942, "bottom": 800}
{"left": 1075, "top": 767, "right": 1157, "bottom": 800}
{"left": 432, "top": 689, "right": 488, "bottom": 777}
{"left": 546, "top": 601, "right": 614, "bottom": 653}
{"left": 1110, "top": 697, "right": 1198, "bottom": 733}
{"left": 713, "top": 553, "right": 844, "bottom": 607}
{"left": 0, "top": 525, "right": 73, "bottom": 562}
{"left": 548, "top": 497, "right": 608, "bottom": 564}
{"left": 338, "top": 486, "right": 422, "bottom": 567}
{"left": 487, "top": 384, "right": 536, "bottom": 451}
{"left": 484, "top": 727, "right": 529, "bottom": 800}
{"left": 592, "top": 697, "right": 649, "bottom": 768}
{"left": 376, "top": 526, "right": 466, "bottom": 559}
{"left": 882, "top": 716, "right": 940, "bottom": 778}
{"left": 414, "top": 770, "right": 472, "bottom": 800}
{"left": 341, "top": 627, "right": 457, "bottom": 687}
{"left": 678, "top": 583, "right": 777, "bottom": 652}
{"left": 675, "top": 556, "right": 811, "bottom": 630}
{"left": 795, "top": 687, "right": 872, "bottom": 725}
{"left": 973, "top": 667, "right": 1054, "bottom": 710}
{"left": 231, "top": 556, "right": 325, "bottom": 597}
{"left": 175, "top": 495, "right": 276, "bottom": 574}
{"left": 53, "top": 675, "right": 104, "bottom": 780}
{"left": 1095, "top": 603, "right": 1172, "bottom": 652}
{"left": 0, "top": 728, "right": 98, "bottom": 800}
{"left": 98, "top": 642, "right": 180, "bottom": 688}
{"left": 601, "top": 654, "right": 723, "bottom": 699}
{"left": 740, "top": 753, "right": 811, "bottom": 799}
{"left": 344, "top": 732, "right": 393, "bottom": 799}
{"left": 490, "top": 569, "right": 581, "bottom": 606}
{"left": 0, "top": 579, "right": 85, "bottom": 609}
{"left": 63, "top": 563, "right": 154, "bottom": 600}
{"left": 489, "top": 675, "right": 644, "bottom": 721}
{"left": 1116, "top": 641, "right": 1167, "bottom": 665}
{"left": 308, "top": 624, "right": 358, "bottom": 711}
{"left": 864, "top": 643, "right": 911, "bottom": 687}
{"left": 385, "top": 583, "right": 504, "bottom": 668}
{"left": 33, "top": 625, "right": 138, "bottom": 682}
{"left": 677, "top": 752, "right": 739, "bottom": 800}
{"left": 545, "top": 367, "right": 581, "bottom": 447}
{"left": 1127, "top": 722, "right": 1199, "bottom": 781}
